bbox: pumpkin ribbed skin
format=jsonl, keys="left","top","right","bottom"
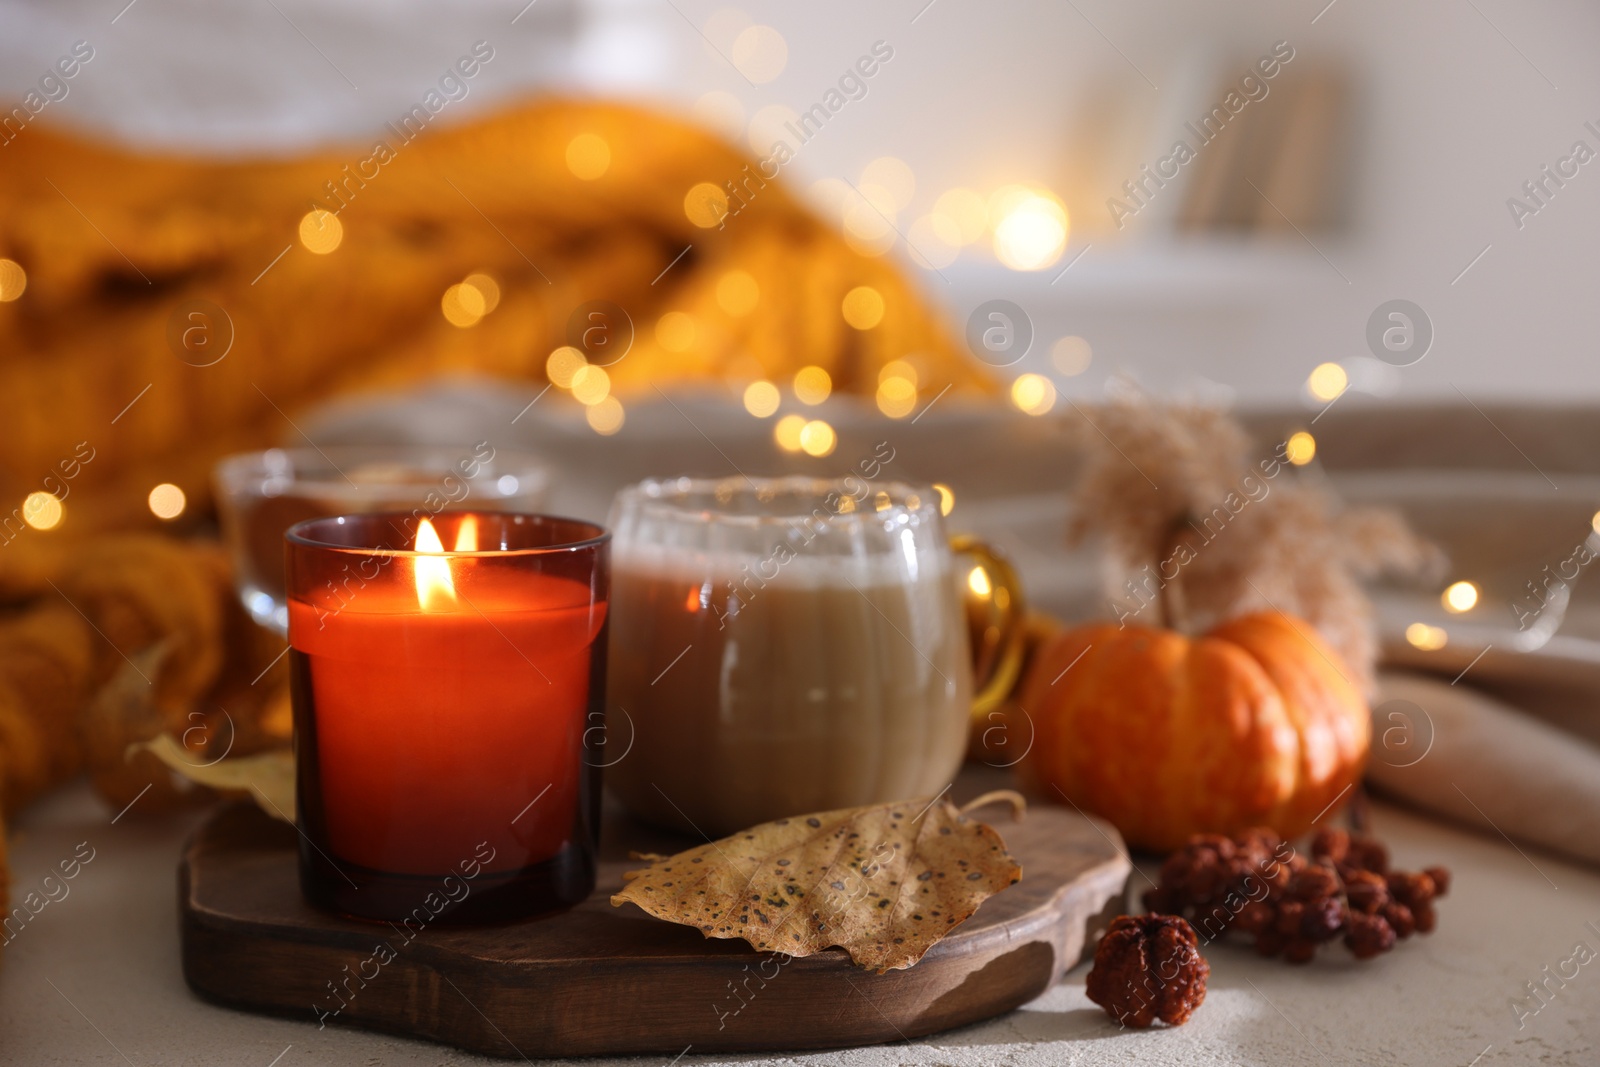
{"left": 1018, "top": 612, "right": 1369, "bottom": 851}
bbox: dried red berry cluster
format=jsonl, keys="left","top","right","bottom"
{"left": 1141, "top": 827, "right": 1451, "bottom": 964}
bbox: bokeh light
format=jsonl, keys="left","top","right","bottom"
{"left": 967, "top": 565, "right": 992, "bottom": 597}
{"left": 875, "top": 376, "right": 917, "bottom": 418}
{"left": 148, "top": 483, "right": 186, "bottom": 520}
{"left": 932, "top": 483, "right": 955, "bottom": 516}
{"left": 570, "top": 364, "right": 611, "bottom": 406}
{"left": 441, "top": 282, "right": 486, "bottom": 327}
{"left": 1010, "top": 373, "right": 1057, "bottom": 415}
{"left": 1405, "top": 622, "right": 1449, "bottom": 651}
{"left": 0, "top": 259, "right": 26, "bottom": 302}
{"left": 21, "top": 492, "right": 62, "bottom": 531}
{"left": 1051, "top": 336, "right": 1092, "bottom": 377}
{"left": 462, "top": 273, "right": 500, "bottom": 313}
{"left": 586, "top": 395, "right": 625, "bottom": 435}
{"left": 774, "top": 413, "right": 807, "bottom": 452}
{"left": 1307, "top": 362, "right": 1348, "bottom": 402}
{"left": 546, "top": 346, "right": 586, "bottom": 387}
{"left": 743, "top": 380, "right": 780, "bottom": 417}
{"left": 1285, "top": 431, "right": 1316, "bottom": 465}
{"left": 799, "top": 419, "right": 837, "bottom": 457}
{"left": 684, "top": 182, "right": 729, "bottom": 228}
{"left": 992, "top": 189, "right": 1068, "bottom": 271}
{"left": 298, "top": 210, "right": 343, "bottom": 254}
{"left": 793, "top": 365, "right": 832, "bottom": 405}
{"left": 841, "top": 286, "right": 885, "bottom": 330}
{"left": 1442, "top": 581, "right": 1479, "bottom": 613}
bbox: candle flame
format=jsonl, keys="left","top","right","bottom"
{"left": 414, "top": 517, "right": 456, "bottom": 611}
{"left": 453, "top": 515, "right": 479, "bottom": 552}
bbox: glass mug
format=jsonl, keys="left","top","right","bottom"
{"left": 605, "top": 476, "right": 1024, "bottom": 836}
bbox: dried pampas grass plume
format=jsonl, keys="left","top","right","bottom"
{"left": 1068, "top": 394, "right": 1442, "bottom": 694}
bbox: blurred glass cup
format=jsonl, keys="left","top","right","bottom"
{"left": 214, "top": 444, "right": 550, "bottom": 634}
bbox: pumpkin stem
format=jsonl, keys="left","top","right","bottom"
{"left": 1155, "top": 515, "right": 1194, "bottom": 633}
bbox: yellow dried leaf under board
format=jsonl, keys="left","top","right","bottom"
{"left": 129, "top": 735, "right": 295, "bottom": 823}
{"left": 611, "top": 792, "right": 1024, "bottom": 973}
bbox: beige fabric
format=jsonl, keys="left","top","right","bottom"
{"left": 1369, "top": 671, "right": 1600, "bottom": 867}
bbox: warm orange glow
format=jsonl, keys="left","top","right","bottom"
{"left": 414, "top": 518, "right": 456, "bottom": 611}
{"left": 565, "top": 133, "right": 611, "bottom": 180}
{"left": 453, "top": 515, "right": 479, "bottom": 552}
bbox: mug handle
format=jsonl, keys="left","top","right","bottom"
{"left": 948, "top": 534, "right": 1028, "bottom": 723}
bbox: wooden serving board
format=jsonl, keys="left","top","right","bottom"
{"left": 180, "top": 778, "right": 1130, "bottom": 1058}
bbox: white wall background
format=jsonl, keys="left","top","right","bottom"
{"left": 2, "top": 0, "right": 1596, "bottom": 408}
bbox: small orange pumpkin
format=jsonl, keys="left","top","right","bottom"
{"left": 1017, "top": 611, "right": 1369, "bottom": 851}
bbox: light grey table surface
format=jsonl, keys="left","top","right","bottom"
{"left": 2, "top": 780, "right": 1597, "bottom": 1067}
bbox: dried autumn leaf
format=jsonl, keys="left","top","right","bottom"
{"left": 611, "top": 791, "right": 1024, "bottom": 972}
{"left": 128, "top": 735, "right": 296, "bottom": 823}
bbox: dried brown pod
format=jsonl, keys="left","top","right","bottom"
{"left": 1085, "top": 914, "right": 1209, "bottom": 1027}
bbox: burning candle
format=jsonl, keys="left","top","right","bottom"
{"left": 286, "top": 510, "right": 609, "bottom": 923}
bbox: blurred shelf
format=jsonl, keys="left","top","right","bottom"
{"left": 929, "top": 238, "right": 1352, "bottom": 306}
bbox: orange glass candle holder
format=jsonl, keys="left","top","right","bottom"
{"left": 286, "top": 511, "right": 609, "bottom": 924}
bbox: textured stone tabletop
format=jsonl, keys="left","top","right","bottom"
{"left": 2, "top": 782, "right": 1596, "bottom": 1067}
